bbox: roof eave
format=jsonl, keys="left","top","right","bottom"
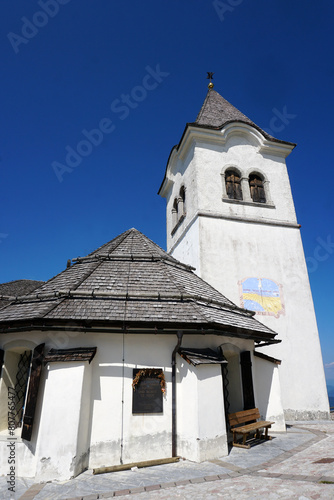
{"left": 189, "top": 121, "right": 296, "bottom": 147}
{"left": 0, "top": 317, "right": 279, "bottom": 344}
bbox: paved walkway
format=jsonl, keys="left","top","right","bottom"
{"left": 1, "top": 421, "right": 334, "bottom": 499}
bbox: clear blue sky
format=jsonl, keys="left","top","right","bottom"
{"left": 1, "top": 1, "right": 333, "bottom": 383}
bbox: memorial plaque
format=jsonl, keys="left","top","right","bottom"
{"left": 132, "top": 369, "right": 163, "bottom": 414}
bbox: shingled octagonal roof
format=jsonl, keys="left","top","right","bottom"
{"left": 0, "top": 228, "right": 278, "bottom": 344}
{"left": 0, "top": 280, "right": 44, "bottom": 309}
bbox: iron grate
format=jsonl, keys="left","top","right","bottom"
{"left": 14, "top": 351, "right": 32, "bottom": 427}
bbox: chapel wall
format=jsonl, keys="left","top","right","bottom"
{"left": 0, "top": 331, "right": 245, "bottom": 480}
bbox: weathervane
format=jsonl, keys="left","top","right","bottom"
{"left": 207, "top": 72, "right": 214, "bottom": 89}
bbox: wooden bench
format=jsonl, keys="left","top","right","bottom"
{"left": 228, "top": 408, "right": 274, "bottom": 449}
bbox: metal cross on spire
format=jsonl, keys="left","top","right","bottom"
{"left": 207, "top": 72, "right": 214, "bottom": 89}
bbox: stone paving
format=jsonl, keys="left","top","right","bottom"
{"left": 1, "top": 421, "right": 334, "bottom": 499}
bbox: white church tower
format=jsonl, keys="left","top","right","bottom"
{"left": 159, "top": 81, "right": 329, "bottom": 420}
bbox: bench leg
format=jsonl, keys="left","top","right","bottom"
{"left": 231, "top": 432, "right": 250, "bottom": 449}
{"left": 264, "top": 427, "right": 272, "bottom": 441}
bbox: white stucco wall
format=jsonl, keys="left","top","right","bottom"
{"left": 35, "top": 362, "right": 91, "bottom": 481}
{"left": 252, "top": 356, "right": 286, "bottom": 431}
{"left": 195, "top": 136, "right": 297, "bottom": 224}
{"left": 177, "top": 355, "right": 227, "bottom": 462}
{"left": 88, "top": 333, "right": 176, "bottom": 468}
{"left": 173, "top": 215, "right": 329, "bottom": 419}
{"left": 196, "top": 364, "right": 226, "bottom": 460}
{"left": 163, "top": 126, "right": 329, "bottom": 420}
{"left": 1, "top": 330, "right": 266, "bottom": 481}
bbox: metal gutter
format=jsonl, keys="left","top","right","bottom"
{"left": 172, "top": 330, "right": 183, "bottom": 457}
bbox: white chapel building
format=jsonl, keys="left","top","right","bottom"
{"left": 0, "top": 82, "right": 330, "bottom": 482}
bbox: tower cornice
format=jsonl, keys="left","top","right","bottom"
{"left": 159, "top": 122, "right": 296, "bottom": 197}
{"left": 168, "top": 210, "right": 301, "bottom": 254}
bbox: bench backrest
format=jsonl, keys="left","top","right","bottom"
{"left": 228, "top": 408, "right": 260, "bottom": 427}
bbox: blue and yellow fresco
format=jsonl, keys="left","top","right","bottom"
{"left": 240, "top": 278, "right": 284, "bottom": 317}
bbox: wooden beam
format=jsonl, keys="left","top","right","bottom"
{"left": 93, "top": 456, "right": 180, "bottom": 475}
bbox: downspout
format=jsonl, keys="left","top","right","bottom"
{"left": 172, "top": 330, "right": 183, "bottom": 457}
{"left": 120, "top": 331, "right": 125, "bottom": 464}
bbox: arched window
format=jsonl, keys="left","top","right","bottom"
{"left": 173, "top": 198, "right": 178, "bottom": 214}
{"left": 172, "top": 187, "right": 186, "bottom": 232}
{"left": 225, "top": 170, "right": 242, "bottom": 200}
{"left": 172, "top": 198, "right": 178, "bottom": 227}
{"left": 249, "top": 174, "right": 266, "bottom": 203}
{"left": 178, "top": 186, "right": 185, "bottom": 216}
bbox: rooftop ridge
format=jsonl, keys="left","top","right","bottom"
{"left": 0, "top": 289, "right": 257, "bottom": 316}
{"left": 71, "top": 253, "right": 195, "bottom": 271}
{"left": 0, "top": 279, "right": 44, "bottom": 286}
{"left": 87, "top": 228, "right": 171, "bottom": 259}
{"left": 88, "top": 228, "right": 133, "bottom": 256}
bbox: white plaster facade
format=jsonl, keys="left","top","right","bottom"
{"left": 0, "top": 329, "right": 285, "bottom": 481}
{"left": 160, "top": 121, "right": 329, "bottom": 421}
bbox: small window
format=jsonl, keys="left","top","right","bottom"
{"left": 0, "top": 344, "right": 44, "bottom": 441}
{"left": 225, "top": 170, "right": 242, "bottom": 200}
{"left": 249, "top": 174, "right": 266, "bottom": 203}
{"left": 14, "top": 350, "right": 32, "bottom": 428}
{"left": 179, "top": 186, "right": 186, "bottom": 216}
{"left": 172, "top": 198, "right": 178, "bottom": 227}
{"left": 171, "top": 187, "right": 186, "bottom": 232}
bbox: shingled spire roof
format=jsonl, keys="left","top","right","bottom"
{"left": 0, "top": 228, "right": 278, "bottom": 344}
{"left": 194, "top": 89, "right": 258, "bottom": 129}
{"left": 191, "top": 88, "right": 297, "bottom": 146}
{"left": 158, "top": 87, "right": 295, "bottom": 194}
